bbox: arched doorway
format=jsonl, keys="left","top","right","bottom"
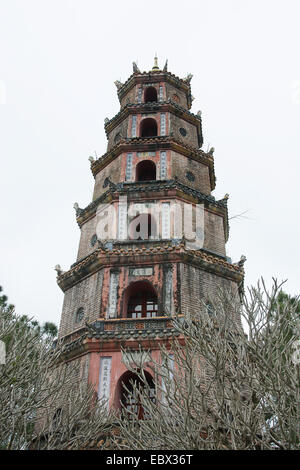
{"left": 123, "top": 280, "right": 158, "bottom": 318}
{"left": 136, "top": 160, "right": 156, "bottom": 181}
{"left": 117, "top": 370, "right": 155, "bottom": 420}
{"left": 144, "top": 87, "right": 157, "bottom": 103}
{"left": 140, "top": 118, "right": 158, "bottom": 137}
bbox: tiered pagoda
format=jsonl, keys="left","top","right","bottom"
{"left": 55, "top": 58, "right": 244, "bottom": 414}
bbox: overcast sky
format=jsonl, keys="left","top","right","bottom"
{"left": 0, "top": 0, "right": 299, "bottom": 326}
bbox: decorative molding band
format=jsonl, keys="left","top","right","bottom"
{"left": 115, "top": 70, "right": 192, "bottom": 109}
{"left": 104, "top": 100, "right": 202, "bottom": 143}
{"left": 57, "top": 242, "right": 243, "bottom": 292}
{"left": 90, "top": 136, "right": 215, "bottom": 189}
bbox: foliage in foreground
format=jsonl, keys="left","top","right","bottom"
{"left": 0, "top": 280, "right": 299, "bottom": 450}
{"left": 115, "top": 280, "right": 300, "bottom": 450}
{"left": 0, "top": 288, "right": 115, "bottom": 450}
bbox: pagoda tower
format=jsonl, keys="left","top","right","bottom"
{"left": 55, "top": 58, "right": 244, "bottom": 414}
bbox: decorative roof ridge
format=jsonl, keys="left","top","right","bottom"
{"left": 75, "top": 179, "right": 227, "bottom": 229}
{"left": 91, "top": 135, "right": 212, "bottom": 176}
{"left": 116, "top": 70, "right": 191, "bottom": 98}
{"left": 182, "top": 246, "right": 243, "bottom": 273}
{"left": 57, "top": 241, "right": 182, "bottom": 282}
{"left": 104, "top": 99, "right": 201, "bottom": 135}
{"left": 58, "top": 316, "right": 183, "bottom": 352}
{"left": 57, "top": 241, "right": 242, "bottom": 290}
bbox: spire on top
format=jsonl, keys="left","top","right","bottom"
{"left": 152, "top": 54, "right": 160, "bottom": 71}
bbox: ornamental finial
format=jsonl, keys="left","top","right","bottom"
{"left": 114, "top": 80, "right": 123, "bottom": 90}
{"left": 54, "top": 264, "right": 64, "bottom": 276}
{"left": 73, "top": 202, "right": 82, "bottom": 216}
{"left": 184, "top": 73, "right": 193, "bottom": 84}
{"left": 152, "top": 54, "right": 159, "bottom": 71}
{"left": 132, "top": 62, "right": 140, "bottom": 74}
{"left": 238, "top": 255, "right": 247, "bottom": 268}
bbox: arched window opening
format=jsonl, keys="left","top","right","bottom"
{"left": 129, "top": 213, "right": 157, "bottom": 240}
{"left": 119, "top": 370, "right": 155, "bottom": 420}
{"left": 144, "top": 87, "right": 157, "bottom": 103}
{"left": 126, "top": 281, "right": 158, "bottom": 318}
{"left": 136, "top": 160, "right": 156, "bottom": 182}
{"left": 140, "top": 118, "right": 157, "bottom": 138}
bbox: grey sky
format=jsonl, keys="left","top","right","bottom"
{"left": 0, "top": 0, "right": 299, "bottom": 326}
